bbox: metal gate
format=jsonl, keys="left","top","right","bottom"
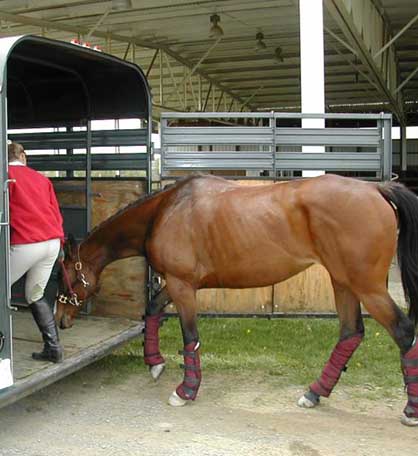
{"left": 160, "top": 112, "right": 392, "bottom": 180}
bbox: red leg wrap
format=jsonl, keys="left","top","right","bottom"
{"left": 176, "top": 341, "right": 202, "bottom": 401}
{"left": 143, "top": 314, "right": 165, "bottom": 366}
{"left": 310, "top": 333, "right": 363, "bottom": 397}
{"left": 402, "top": 338, "right": 418, "bottom": 418}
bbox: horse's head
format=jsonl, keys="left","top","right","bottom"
{"left": 56, "top": 235, "right": 99, "bottom": 329}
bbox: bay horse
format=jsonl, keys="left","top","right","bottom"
{"left": 56, "top": 174, "right": 418, "bottom": 426}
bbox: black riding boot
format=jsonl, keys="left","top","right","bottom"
{"left": 30, "top": 298, "right": 64, "bottom": 363}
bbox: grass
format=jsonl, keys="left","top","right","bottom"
{"left": 95, "top": 317, "right": 404, "bottom": 393}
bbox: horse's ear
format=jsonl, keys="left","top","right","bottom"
{"left": 64, "top": 233, "right": 77, "bottom": 260}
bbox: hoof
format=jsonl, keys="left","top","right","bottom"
{"left": 168, "top": 391, "right": 187, "bottom": 407}
{"left": 297, "top": 392, "right": 319, "bottom": 409}
{"left": 401, "top": 413, "right": 418, "bottom": 427}
{"left": 149, "top": 363, "right": 165, "bottom": 381}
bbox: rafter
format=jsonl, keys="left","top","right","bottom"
{"left": 324, "top": 0, "right": 405, "bottom": 123}
{"left": 0, "top": 9, "right": 248, "bottom": 110}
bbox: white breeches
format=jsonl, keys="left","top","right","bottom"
{"left": 10, "top": 238, "right": 60, "bottom": 303}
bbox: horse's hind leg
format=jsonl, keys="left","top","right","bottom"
{"left": 164, "top": 275, "right": 201, "bottom": 407}
{"left": 359, "top": 289, "right": 417, "bottom": 426}
{"left": 143, "top": 286, "right": 172, "bottom": 380}
{"left": 298, "top": 281, "right": 364, "bottom": 408}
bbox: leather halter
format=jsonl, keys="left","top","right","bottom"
{"left": 58, "top": 245, "right": 90, "bottom": 308}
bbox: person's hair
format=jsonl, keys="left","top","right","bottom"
{"left": 8, "top": 142, "right": 26, "bottom": 162}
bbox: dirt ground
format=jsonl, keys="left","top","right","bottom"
{"left": 0, "top": 364, "right": 417, "bottom": 456}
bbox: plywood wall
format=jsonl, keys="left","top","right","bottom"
{"left": 54, "top": 180, "right": 147, "bottom": 320}
{"left": 273, "top": 265, "right": 335, "bottom": 313}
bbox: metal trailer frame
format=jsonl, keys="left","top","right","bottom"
{"left": 160, "top": 112, "right": 392, "bottom": 181}
{"left": 0, "top": 35, "right": 153, "bottom": 407}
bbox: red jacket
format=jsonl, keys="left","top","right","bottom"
{"left": 8, "top": 164, "right": 64, "bottom": 245}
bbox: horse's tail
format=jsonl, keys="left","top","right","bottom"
{"left": 378, "top": 181, "right": 418, "bottom": 326}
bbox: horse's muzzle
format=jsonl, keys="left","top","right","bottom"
{"left": 59, "top": 313, "right": 74, "bottom": 330}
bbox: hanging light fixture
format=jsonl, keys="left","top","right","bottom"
{"left": 209, "top": 14, "right": 224, "bottom": 38}
{"left": 255, "top": 32, "right": 267, "bottom": 51}
{"left": 274, "top": 46, "right": 284, "bottom": 62}
{"left": 111, "top": 0, "right": 133, "bottom": 11}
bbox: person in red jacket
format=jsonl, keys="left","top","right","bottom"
{"left": 8, "top": 142, "right": 64, "bottom": 363}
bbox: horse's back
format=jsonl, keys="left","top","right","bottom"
{"left": 148, "top": 174, "right": 397, "bottom": 290}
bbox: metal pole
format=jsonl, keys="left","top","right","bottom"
{"left": 159, "top": 50, "right": 164, "bottom": 105}
{"left": 173, "top": 36, "right": 222, "bottom": 92}
{"left": 184, "top": 67, "right": 188, "bottom": 110}
{"left": 66, "top": 126, "right": 74, "bottom": 178}
{"left": 123, "top": 43, "right": 131, "bottom": 60}
{"left": 86, "top": 120, "right": 92, "bottom": 232}
{"left": 240, "top": 85, "right": 263, "bottom": 110}
{"left": 374, "top": 12, "right": 418, "bottom": 59}
{"left": 324, "top": 26, "right": 357, "bottom": 55}
{"left": 203, "top": 83, "right": 212, "bottom": 111}
{"left": 212, "top": 85, "right": 215, "bottom": 111}
{"left": 86, "top": 8, "right": 111, "bottom": 40}
{"left": 146, "top": 49, "right": 159, "bottom": 78}
{"left": 396, "top": 64, "right": 418, "bottom": 94}
{"left": 400, "top": 123, "right": 407, "bottom": 172}
{"left": 163, "top": 52, "right": 184, "bottom": 109}
{"left": 198, "top": 76, "right": 202, "bottom": 111}
{"left": 189, "top": 76, "right": 198, "bottom": 110}
{"left": 299, "top": 0, "right": 325, "bottom": 177}
{"left": 216, "top": 91, "right": 224, "bottom": 112}
{"left": 383, "top": 116, "right": 392, "bottom": 181}
{"left": 271, "top": 112, "right": 277, "bottom": 181}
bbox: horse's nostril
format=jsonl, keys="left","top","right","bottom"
{"left": 60, "top": 314, "right": 72, "bottom": 330}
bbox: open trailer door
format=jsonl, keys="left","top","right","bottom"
{"left": 0, "top": 35, "right": 152, "bottom": 408}
{"left": 0, "top": 95, "right": 13, "bottom": 392}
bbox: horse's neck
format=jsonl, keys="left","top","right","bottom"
{"left": 81, "top": 194, "right": 162, "bottom": 274}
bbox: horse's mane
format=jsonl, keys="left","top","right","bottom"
{"left": 86, "top": 174, "right": 205, "bottom": 239}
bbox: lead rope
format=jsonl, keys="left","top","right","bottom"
{"left": 59, "top": 259, "right": 75, "bottom": 296}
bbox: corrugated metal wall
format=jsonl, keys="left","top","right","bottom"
{"left": 393, "top": 139, "right": 418, "bottom": 167}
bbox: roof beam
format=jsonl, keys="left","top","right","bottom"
{"left": 396, "top": 63, "right": 418, "bottom": 94}
{"left": 324, "top": 0, "right": 405, "bottom": 123}
{"left": 0, "top": 9, "right": 248, "bottom": 110}
{"left": 374, "top": 11, "right": 418, "bottom": 59}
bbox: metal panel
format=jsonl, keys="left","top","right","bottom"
{"left": 160, "top": 112, "right": 392, "bottom": 180}
{"left": 27, "top": 153, "right": 148, "bottom": 171}
{"left": 163, "top": 127, "right": 273, "bottom": 145}
{"left": 274, "top": 152, "right": 381, "bottom": 171}
{"left": 8, "top": 128, "right": 148, "bottom": 150}
{"left": 275, "top": 128, "right": 381, "bottom": 147}
{"left": 164, "top": 158, "right": 273, "bottom": 170}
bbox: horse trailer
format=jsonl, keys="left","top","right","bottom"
{"left": 0, "top": 35, "right": 153, "bottom": 408}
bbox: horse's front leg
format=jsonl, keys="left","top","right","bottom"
{"left": 165, "top": 275, "right": 201, "bottom": 407}
{"left": 143, "top": 286, "right": 171, "bottom": 380}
